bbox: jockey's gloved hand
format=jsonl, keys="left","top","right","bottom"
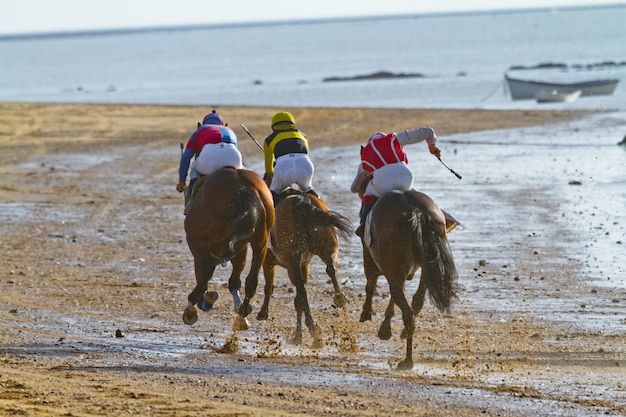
{"left": 429, "top": 145, "right": 441, "bottom": 158}
{"left": 176, "top": 181, "right": 186, "bottom": 192}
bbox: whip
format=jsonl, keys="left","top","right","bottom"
{"left": 437, "top": 156, "right": 462, "bottom": 180}
{"left": 240, "top": 123, "right": 264, "bottom": 151}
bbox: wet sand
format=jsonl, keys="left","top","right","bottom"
{"left": 0, "top": 102, "right": 624, "bottom": 416}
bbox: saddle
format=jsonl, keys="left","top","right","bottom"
{"left": 183, "top": 176, "right": 210, "bottom": 215}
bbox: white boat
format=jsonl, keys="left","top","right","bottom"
{"left": 505, "top": 74, "right": 619, "bottom": 100}
{"left": 535, "top": 89, "right": 582, "bottom": 103}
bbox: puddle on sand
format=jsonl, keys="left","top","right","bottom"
{"left": 18, "top": 153, "right": 121, "bottom": 171}
{"left": 0, "top": 202, "right": 90, "bottom": 225}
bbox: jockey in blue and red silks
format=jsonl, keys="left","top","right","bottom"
{"left": 351, "top": 127, "right": 441, "bottom": 238}
{"left": 176, "top": 109, "right": 244, "bottom": 213}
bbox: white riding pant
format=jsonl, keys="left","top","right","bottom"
{"left": 270, "top": 153, "right": 314, "bottom": 194}
{"left": 190, "top": 143, "right": 243, "bottom": 179}
{"left": 364, "top": 162, "right": 413, "bottom": 198}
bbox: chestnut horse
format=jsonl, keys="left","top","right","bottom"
{"left": 182, "top": 167, "right": 274, "bottom": 331}
{"left": 257, "top": 190, "right": 353, "bottom": 347}
{"left": 352, "top": 170, "right": 458, "bottom": 369}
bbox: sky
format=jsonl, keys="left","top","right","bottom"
{"left": 1, "top": 0, "right": 625, "bottom": 36}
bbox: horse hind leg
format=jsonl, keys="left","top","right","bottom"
{"left": 360, "top": 276, "right": 377, "bottom": 322}
{"left": 411, "top": 274, "right": 428, "bottom": 315}
{"left": 377, "top": 297, "right": 394, "bottom": 340}
{"left": 293, "top": 306, "right": 304, "bottom": 345}
{"left": 228, "top": 250, "right": 251, "bottom": 314}
{"left": 301, "top": 297, "right": 323, "bottom": 349}
{"left": 257, "top": 260, "right": 276, "bottom": 321}
{"left": 291, "top": 263, "right": 323, "bottom": 348}
{"left": 400, "top": 275, "right": 427, "bottom": 339}
{"left": 324, "top": 258, "right": 347, "bottom": 308}
{"left": 388, "top": 282, "right": 415, "bottom": 370}
{"left": 302, "top": 264, "right": 323, "bottom": 348}
{"left": 234, "top": 242, "right": 266, "bottom": 331}
{"left": 183, "top": 247, "right": 217, "bottom": 325}
{"left": 360, "top": 246, "right": 380, "bottom": 322}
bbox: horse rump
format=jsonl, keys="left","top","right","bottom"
{"left": 228, "top": 186, "right": 263, "bottom": 252}
{"left": 290, "top": 194, "right": 353, "bottom": 242}
{"left": 407, "top": 198, "right": 458, "bottom": 313}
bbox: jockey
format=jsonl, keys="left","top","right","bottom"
{"left": 263, "top": 111, "right": 318, "bottom": 205}
{"left": 176, "top": 109, "right": 243, "bottom": 214}
{"left": 352, "top": 127, "right": 441, "bottom": 238}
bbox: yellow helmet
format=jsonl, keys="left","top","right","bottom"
{"left": 271, "top": 111, "right": 296, "bottom": 130}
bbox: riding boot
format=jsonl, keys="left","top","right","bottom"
{"left": 355, "top": 203, "right": 374, "bottom": 238}
{"left": 271, "top": 191, "right": 280, "bottom": 207}
{"left": 184, "top": 178, "right": 197, "bottom": 215}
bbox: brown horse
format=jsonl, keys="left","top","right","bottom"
{"left": 353, "top": 171, "right": 458, "bottom": 369}
{"left": 257, "top": 190, "right": 353, "bottom": 347}
{"left": 182, "top": 167, "right": 274, "bottom": 331}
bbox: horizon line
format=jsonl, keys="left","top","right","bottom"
{"left": 1, "top": 3, "right": 624, "bottom": 41}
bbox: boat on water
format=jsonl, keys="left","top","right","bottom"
{"left": 505, "top": 74, "right": 619, "bottom": 100}
{"left": 535, "top": 89, "right": 582, "bottom": 103}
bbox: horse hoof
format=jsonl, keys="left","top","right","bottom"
{"left": 311, "top": 324, "right": 324, "bottom": 348}
{"left": 197, "top": 298, "right": 214, "bottom": 312}
{"left": 311, "top": 324, "right": 322, "bottom": 340}
{"left": 182, "top": 307, "right": 198, "bottom": 325}
{"left": 256, "top": 310, "right": 269, "bottom": 321}
{"left": 312, "top": 338, "right": 325, "bottom": 349}
{"left": 233, "top": 315, "right": 249, "bottom": 331}
{"left": 237, "top": 304, "right": 253, "bottom": 316}
{"left": 359, "top": 311, "right": 372, "bottom": 322}
{"left": 377, "top": 326, "right": 392, "bottom": 341}
{"left": 334, "top": 292, "right": 347, "bottom": 308}
{"left": 396, "top": 358, "right": 414, "bottom": 370}
{"left": 206, "top": 291, "right": 219, "bottom": 303}
{"left": 292, "top": 333, "right": 303, "bottom": 345}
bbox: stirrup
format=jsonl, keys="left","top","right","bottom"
{"left": 355, "top": 223, "right": 364, "bottom": 238}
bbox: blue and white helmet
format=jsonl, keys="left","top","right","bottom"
{"left": 202, "top": 109, "right": 224, "bottom": 125}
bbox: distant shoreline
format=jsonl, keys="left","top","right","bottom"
{"left": 0, "top": 101, "right": 596, "bottom": 163}
{"left": 2, "top": 3, "right": 624, "bottom": 40}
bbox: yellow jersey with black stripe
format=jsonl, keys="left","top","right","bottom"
{"left": 263, "top": 128, "right": 309, "bottom": 176}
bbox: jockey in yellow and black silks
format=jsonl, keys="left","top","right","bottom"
{"left": 263, "top": 111, "right": 318, "bottom": 205}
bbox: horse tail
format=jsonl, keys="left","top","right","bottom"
{"left": 412, "top": 210, "right": 458, "bottom": 313}
{"left": 229, "top": 186, "right": 262, "bottom": 252}
{"left": 293, "top": 195, "right": 353, "bottom": 242}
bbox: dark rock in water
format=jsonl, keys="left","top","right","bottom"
{"left": 568, "top": 180, "right": 583, "bottom": 186}
{"left": 509, "top": 62, "right": 567, "bottom": 71}
{"left": 510, "top": 60, "right": 626, "bottom": 71}
{"left": 323, "top": 70, "right": 425, "bottom": 82}
{"left": 618, "top": 135, "right": 626, "bottom": 146}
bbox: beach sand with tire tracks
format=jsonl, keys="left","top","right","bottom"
{"left": 0, "top": 102, "right": 624, "bottom": 416}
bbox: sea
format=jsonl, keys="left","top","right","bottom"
{"left": 0, "top": 5, "right": 625, "bottom": 111}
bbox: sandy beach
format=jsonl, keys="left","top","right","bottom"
{"left": 0, "top": 102, "right": 624, "bottom": 417}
